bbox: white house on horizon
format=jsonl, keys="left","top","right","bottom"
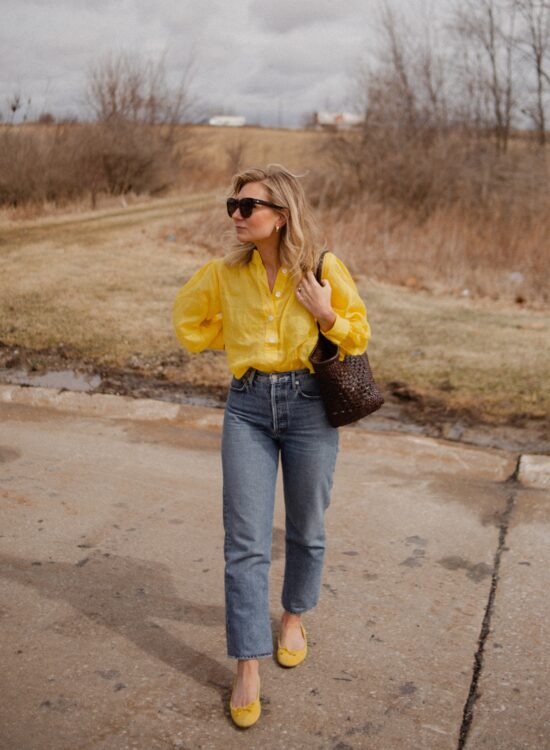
{"left": 314, "top": 111, "right": 364, "bottom": 129}
{"left": 208, "top": 115, "right": 246, "bottom": 127}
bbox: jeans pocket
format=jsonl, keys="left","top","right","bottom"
{"left": 230, "top": 374, "right": 249, "bottom": 392}
{"left": 296, "top": 377, "right": 323, "bottom": 400}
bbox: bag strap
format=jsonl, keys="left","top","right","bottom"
{"left": 314, "top": 250, "right": 331, "bottom": 336}
{"left": 315, "top": 250, "right": 329, "bottom": 284}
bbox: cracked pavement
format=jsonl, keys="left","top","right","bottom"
{"left": 0, "top": 388, "right": 549, "bottom": 750}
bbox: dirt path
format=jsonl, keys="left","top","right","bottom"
{"left": 0, "top": 192, "right": 220, "bottom": 249}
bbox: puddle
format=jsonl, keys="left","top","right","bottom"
{"left": 0, "top": 353, "right": 548, "bottom": 454}
{"left": 0, "top": 368, "right": 101, "bottom": 392}
{"left": 0, "top": 366, "right": 223, "bottom": 409}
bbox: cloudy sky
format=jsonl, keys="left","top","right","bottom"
{"left": 1, "top": 0, "right": 447, "bottom": 128}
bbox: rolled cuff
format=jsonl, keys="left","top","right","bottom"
{"left": 320, "top": 313, "right": 350, "bottom": 346}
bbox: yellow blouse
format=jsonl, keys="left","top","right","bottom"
{"left": 172, "top": 249, "right": 371, "bottom": 378}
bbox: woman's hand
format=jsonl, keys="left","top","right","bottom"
{"left": 295, "top": 271, "right": 337, "bottom": 332}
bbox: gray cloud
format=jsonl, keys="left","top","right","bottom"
{"left": 0, "top": 0, "right": 423, "bottom": 127}
{"left": 248, "top": 0, "right": 368, "bottom": 35}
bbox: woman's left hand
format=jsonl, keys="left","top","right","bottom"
{"left": 295, "top": 271, "right": 337, "bottom": 331}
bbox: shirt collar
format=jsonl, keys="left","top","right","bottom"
{"left": 251, "top": 247, "right": 262, "bottom": 267}
{"left": 251, "top": 247, "right": 289, "bottom": 277}
{"left": 251, "top": 248, "right": 284, "bottom": 267}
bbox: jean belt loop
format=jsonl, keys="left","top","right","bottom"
{"left": 246, "top": 367, "right": 256, "bottom": 386}
{"left": 291, "top": 370, "right": 297, "bottom": 391}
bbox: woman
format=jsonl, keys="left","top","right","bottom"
{"left": 172, "top": 164, "right": 370, "bottom": 728}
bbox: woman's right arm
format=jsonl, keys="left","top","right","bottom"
{"left": 172, "top": 258, "right": 224, "bottom": 352}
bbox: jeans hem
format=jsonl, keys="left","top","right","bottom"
{"left": 281, "top": 602, "right": 317, "bottom": 615}
{"left": 227, "top": 651, "right": 273, "bottom": 660}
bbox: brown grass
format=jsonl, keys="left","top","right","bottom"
{"left": 0, "top": 121, "right": 184, "bottom": 208}
{"left": 321, "top": 200, "right": 549, "bottom": 307}
{"left": 1, "top": 192, "right": 549, "bottom": 424}
{"left": 1, "top": 124, "right": 548, "bottom": 423}
{"left": 4, "top": 124, "right": 547, "bottom": 308}
{"left": 177, "top": 126, "right": 550, "bottom": 307}
{"left": 173, "top": 124, "right": 332, "bottom": 188}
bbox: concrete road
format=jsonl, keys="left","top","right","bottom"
{"left": 0, "top": 387, "right": 549, "bottom": 750}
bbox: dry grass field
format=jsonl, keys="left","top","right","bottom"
{"left": 1, "top": 177, "right": 549, "bottom": 427}
{"left": 6, "top": 124, "right": 547, "bottom": 304}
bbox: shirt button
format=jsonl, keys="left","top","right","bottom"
{"left": 267, "top": 315, "right": 273, "bottom": 321}
{"left": 275, "top": 291, "right": 281, "bottom": 298}
{"left": 267, "top": 336, "right": 276, "bottom": 343}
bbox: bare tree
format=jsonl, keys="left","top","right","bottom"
{"left": 85, "top": 50, "right": 198, "bottom": 133}
{"left": 37, "top": 112, "right": 56, "bottom": 125}
{"left": 417, "top": 35, "right": 449, "bottom": 128}
{"left": 515, "top": 0, "right": 550, "bottom": 144}
{"left": 301, "top": 111, "right": 318, "bottom": 129}
{"left": 8, "top": 92, "right": 22, "bottom": 120}
{"left": 81, "top": 50, "right": 200, "bottom": 198}
{"left": 452, "top": 0, "right": 518, "bottom": 152}
{"left": 323, "top": 3, "right": 459, "bottom": 210}
{"left": 5, "top": 91, "right": 32, "bottom": 124}
{"left": 318, "top": 0, "right": 550, "bottom": 218}
{"left": 377, "top": 2, "right": 418, "bottom": 130}
{"left": 355, "top": 2, "right": 452, "bottom": 135}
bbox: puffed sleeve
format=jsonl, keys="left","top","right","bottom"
{"left": 172, "top": 259, "right": 224, "bottom": 352}
{"left": 321, "top": 252, "right": 371, "bottom": 356}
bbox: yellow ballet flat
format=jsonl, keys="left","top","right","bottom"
{"left": 277, "top": 622, "right": 308, "bottom": 668}
{"left": 229, "top": 675, "right": 261, "bottom": 728}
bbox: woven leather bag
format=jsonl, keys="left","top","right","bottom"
{"left": 308, "top": 251, "right": 384, "bottom": 427}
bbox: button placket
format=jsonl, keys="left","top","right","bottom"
{"left": 265, "top": 266, "right": 288, "bottom": 346}
{"left": 266, "top": 300, "right": 277, "bottom": 345}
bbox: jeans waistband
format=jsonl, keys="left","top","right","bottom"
{"left": 243, "top": 367, "right": 312, "bottom": 385}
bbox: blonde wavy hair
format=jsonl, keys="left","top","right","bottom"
{"left": 222, "top": 163, "right": 327, "bottom": 281}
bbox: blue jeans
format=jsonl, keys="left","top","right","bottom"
{"left": 221, "top": 367, "right": 340, "bottom": 660}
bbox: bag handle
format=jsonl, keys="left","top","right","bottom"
{"left": 314, "top": 250, "right": 329, "bottom": 284}
{"left": 313, "top": 250, "right": 334, "bottom": 338}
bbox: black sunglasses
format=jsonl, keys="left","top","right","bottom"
{"left": 226, "top": 197, "right": 287, "bottom": 219}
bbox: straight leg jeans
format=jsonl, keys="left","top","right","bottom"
{"left": 221, "top": 367, "right": 339, "bottom": 660}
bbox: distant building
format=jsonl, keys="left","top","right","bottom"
{"left": 208, "top": 115, "right": 246, "bottom": 127}
{"left": 314, "top": 111, "right": 364, "bottom": 130}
